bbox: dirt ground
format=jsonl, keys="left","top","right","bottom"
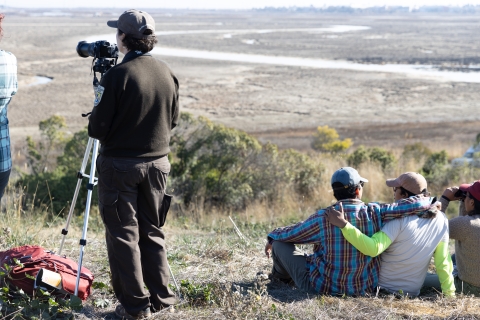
{"left": 2, "top": 9, "right": 480, "bottom": 163}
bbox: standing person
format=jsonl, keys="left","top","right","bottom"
{"left": 0, "top": 13, "right": 17, "bottom": 199}
{"left": 264, "top": 167, "right": 439, "bottom": 296}
{"left": 325, "top": 172, "right": 455, "bottom": 297}
{"left": 88, "top": 9, "right": 179, "bottom": 319}
{"left": 435, "top": 181, "right": 480, "bottom": 296}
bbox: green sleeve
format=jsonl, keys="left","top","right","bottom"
{"left": 341, "top": 222, "right": 392, "bottom": 257}
{"left": 433, "top": 242, "right": 455, "bottom": 297}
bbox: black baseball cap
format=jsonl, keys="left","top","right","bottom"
{"left": 107, "top": 9, "right": 155, "bottom": 39}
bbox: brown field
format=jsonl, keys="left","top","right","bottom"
{"left": 3, "top": 9, "right": 480, "bottom": 160}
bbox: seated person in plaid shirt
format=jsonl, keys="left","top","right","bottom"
{"left": 0, "top": 13, "right": 17, "bottom": 199}
{"left": 325, "top": 172, "right": 454, "bottom": 297}
{"left": 264, "top": 167, "right": 439, "bottom": 296}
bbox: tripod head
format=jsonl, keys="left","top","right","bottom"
{"left": 93, "top": 57, "right": 117, "bottom": 76}
{"left": 91, "top": 57, "right": 117, "bottom": 88}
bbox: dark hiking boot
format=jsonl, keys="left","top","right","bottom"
{"left": 268, "top": 272, "right": 295, "bottom": 286}
{"left": 115, "top": 304, "right": 151, "bottom": 319}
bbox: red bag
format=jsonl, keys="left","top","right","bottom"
{"left": 0, "top": 245, "right": 94, "bottom": 301}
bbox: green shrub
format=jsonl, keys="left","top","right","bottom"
{"left": 25, "top": 115, "right": 67, "bottom": 176}
{"left": 170, "top": 113, "right": 323, "bottom": 210}
{"left": 402, "top": 142, "right": 431, "bottom": 163}
{"left": 369, "top": 147, "right": 396, "bottom": 170}
{"left": 422, "top": 150, "right": 448, "bottom": 176}
{"left": 19, "top": 127, "right": 95, "bottom": 216}
{"left": 347, "top": 146, "right": 396, "bottom": 170}
{"left": 19, "top": 113, "right": 324, "bottom": 214}
{"left": 346, "top": 146, "right": 369, "bottom": 168}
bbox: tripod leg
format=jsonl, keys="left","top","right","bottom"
{"left": 58, "top": 138, "right": 94, "bottom": 256}
{"left": 74, "top": 139, "right": 99, "bottom": 296}
{"left": 167, "top": 261, "right": 182, "bottom": 301}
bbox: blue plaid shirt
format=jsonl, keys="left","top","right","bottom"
{"left": 0, "top": 50, "right": 17, "bottom": 172}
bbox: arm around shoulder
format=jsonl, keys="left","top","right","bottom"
{"left": 379, "top": 196, "right": 433, "bottom": 222}
{"left": 341, "top": 222, "right": 392, "bottom": 257}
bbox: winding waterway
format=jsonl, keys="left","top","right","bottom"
{"left": 85, "top": 26, "right": 480, "bottom": 84}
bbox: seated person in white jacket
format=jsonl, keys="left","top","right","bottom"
{"left": 325, "top": 172, "right": 455, "bottom": 297}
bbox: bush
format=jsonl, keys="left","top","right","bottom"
{"left": 170, "top": 113, "right": 324, "bottom": 210}
{"left": 19, "top": 113, "right": 323, "bottom": 214}
{"left": 422, "top": 150, "right": 448, "bottom": 176}
{"left": 347, "top": 146, "right": 396, "bottom": 170}
{"left": 311, "top": 125, "right": 352, "bottom": 153}
{"left": 402, "top": 142, "right": 431, "bottom": 163}
{"left": 369, "top": 147, "right": 396, "bottom": 170}
{"left": 19, "top": 128, "right": 94, "bottom": 216}
{"left": 25, "top": 115, "right": 67, "bottom": 176}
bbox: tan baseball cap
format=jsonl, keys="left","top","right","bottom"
{"left": 386, "top": 172, "right": 427, "bottom": 195}
{"left": 107, "top": 9, "right": 155, "bottom": 39}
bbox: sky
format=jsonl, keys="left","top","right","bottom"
{"left": 4, "top": 0, "right": 480, "bottom": 10}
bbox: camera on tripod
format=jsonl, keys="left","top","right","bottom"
{"left": 76, "top": 40, "right": 118, "bottom": 75}
{"left": 76, "top": 40, "right": 118, "bottom": 59}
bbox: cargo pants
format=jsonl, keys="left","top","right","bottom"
{"left": 96, "top": 154, "right": 176, "bottom": 315}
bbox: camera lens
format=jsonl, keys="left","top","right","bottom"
{"left": 76, "top": 41, "right": 94, "bottom": 58}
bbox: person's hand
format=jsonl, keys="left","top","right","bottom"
{"left": 265, "top": 242, "right": 272, "bottom": 259}
{"left": 325, "top": 202, "right": 348, "bottom": 228}
{"left": 443, "top": 187, "right": 463, "bottom": 201}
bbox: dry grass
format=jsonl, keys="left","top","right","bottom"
{"left": 1, "top": 186, "right": 479, "bottom": 320}
{"left": 1, "top": 140, "right": 478, "bottom": 319}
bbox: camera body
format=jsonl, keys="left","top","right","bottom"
{"left": 76, "top": 40, "right": 118, "bottom": 59}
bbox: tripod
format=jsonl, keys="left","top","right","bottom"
{"left": 57, "top": 52, "right": 115, "bottom": 296}
{"left": 57, "top": 137, "right": 99, "bottom": 296}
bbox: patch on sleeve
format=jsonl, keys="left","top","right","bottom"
{"left": 94, "top": 85, "right": 105, "bottom": 107}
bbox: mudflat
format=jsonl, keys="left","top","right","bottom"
{"left": 3, "top": 10, "right": 480, "bottom": 156}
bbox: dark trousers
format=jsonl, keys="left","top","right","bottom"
{"left": 271, "top": 241, "right": 317, "bottom": 294}
{"left": 96, "top": 154, "right": 176, "bottom": 315}
{"left": 0, "top": 169, "right": 10, "bottom": 199}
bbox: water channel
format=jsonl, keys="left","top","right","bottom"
{"left": 85, "top": 26, "right": 480, "bottom": 84}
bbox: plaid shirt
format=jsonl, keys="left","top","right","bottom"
{"left": 0, "top": 50, "right": 17, "bottom": 172}
{"left": 268, "top": 196, "right": 435, "bottom": 295}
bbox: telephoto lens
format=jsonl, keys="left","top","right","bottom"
{"left": 76, "top": 41, "right": 95, "bottom": 58}
{"left": 76, "top": 40, "right": 118, "bottom": 59}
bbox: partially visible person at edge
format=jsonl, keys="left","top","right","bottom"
{"left": 88, "top": 9, "right": 179, "bottom": 320}
{"left": 264, "top": 167, "right": 439, "bottom": 296}
{"left": 426, "top": 181, "right": 480, "bottom": 297}
{"left": 0, "top": 13, "right": 17, "bottom": 199}
{"left": 325, "top": 172, "right": 454, "bottom": 297}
